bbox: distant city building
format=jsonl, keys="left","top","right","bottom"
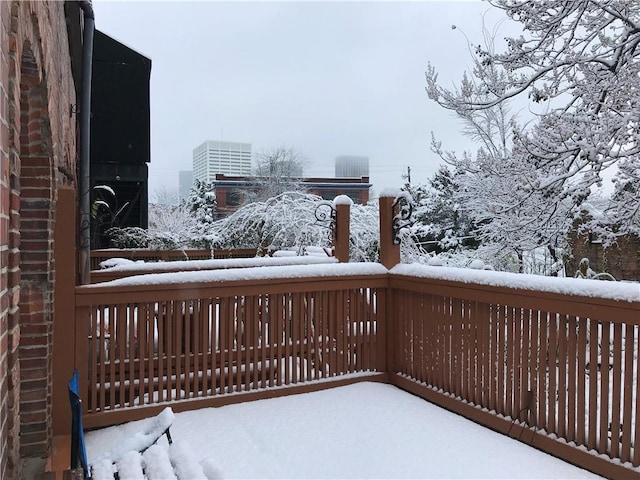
{"left": 193, "top": 140, "right": 252, "bottom": 182}
{"left": 335, "top": 155, "right": 369, "bottom": 178}
{"left": 179, "top": 170, "right": 193, "bottom": 203}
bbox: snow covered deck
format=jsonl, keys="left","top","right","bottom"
{"left": 83, "top": 382, "right": 603, "bottom": 479}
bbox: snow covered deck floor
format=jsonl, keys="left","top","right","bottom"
{"left": 85, "top": 382, "right": 603, "bottom": 479}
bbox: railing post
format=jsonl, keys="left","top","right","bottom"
{"left": 334, "top": 201, "right": 350, "bottom": 262}
{"left": 52, "top": 186, "right": 77, "bottom": 435}
{"left": 378, "top": 194, "right": 400, "bottom": 269}
{"left": 74, "top": 304, "right": 90, "bottom": 414}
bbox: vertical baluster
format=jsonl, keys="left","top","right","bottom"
{"left": 519, "top": 308, "right": 529, "bottom": 423}
{"left": 183, "top": 300, "right": 192, "bottom": 400}
{"left": 557, "top": 314, "right": 568, "bottom": 439}
{"left": 505, "top": 306, "right": 515, "bottom": 420}
{"left": 587, "top": 319, "right": 598, "bottom": 451}
{"left": 284, "top": 293, "right": 292, "bottom": 385}
{"left": 192, "top": 299, "right": 200, "bottom": 398}
{"left": 610, "top": 322, "right": 622, "bottom": 459}
{"left": 107, "top": 305, "right": 116, "bottom": 409}
{"left": 547, "top": 312, "right": 556, "bottom": 434}
{"left": 470, "top": 300, "right": 479, "bottom": 404}
{"left": 245, "top": 295, "right": 254, "bottom": 391}
{"left": 211, "top": 298, "right": 218, "bottom": 395}
{"left": 566, "top": 315, "right": 577, "bottom": 442}
{"left": 576, "top": 317, "right": 587, "bottom": 446}
{"left": 622, "top": 324, "right": 634, "bottom": 463}
{"left": 599, "top": 321, "right": 610, "bottom": 454}
{"left": 261, "top": 295, "right": 268, "bottom": 389}
{"left": 235, "top": 296, "right": 243, "bottom": 393}
{"left": 201, "top": 298, "right": 210, "bottom": 396}
{"left": 219, "top": 297, "right": 228, "bottom": 394}
{"left": 128, "top": 304, "right": 136, "bottom": 407}
{"left": 529, "top": 309, "right": 539, "bottom": 428}
{"left": 632, "top": 324, "right": 640, "bottom": 466}
{"left": 157, "top": 301, "right": 165, "bottom": 404}
{"left": 497, "top": 304, "right": 506, "bottom": 416}
{"left": 174, "top": 300, "right": 183, "bottom": 400}
{"left": 307, "top": 291, "right": 314, "bottom": 380}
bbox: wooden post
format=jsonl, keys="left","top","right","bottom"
{"left": 52, "top": 186, "right": 77, "bottom": 435}
{"left": 378, "top": 194, "right": 400, "bottom": 269}
{"left": 334, "top": 202, "right": 350, "bottom": 262}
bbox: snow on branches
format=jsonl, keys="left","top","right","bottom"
{"left": 427, "top": 0, "right": 640, "bottom": 243}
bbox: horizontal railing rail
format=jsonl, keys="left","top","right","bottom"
{"left": 90, "top": 248, "right": 258, "bottom": 270}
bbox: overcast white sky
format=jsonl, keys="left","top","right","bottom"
{"left": 92, "top": 1, "right": 518, "bottom": 200}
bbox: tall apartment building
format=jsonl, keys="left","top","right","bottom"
{"left": 193, "top": 140, "right": 253, "bottom": 182}
{"left": 335, "top": 155, "right": 369, "bottom": 178}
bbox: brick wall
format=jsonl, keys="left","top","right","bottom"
{"left": 0, "top": 1, "right": 78, "bottom": 477}
{"left": 0, "top": 1, "right": 14, "bottom": 476}
{"left": 568, "top": 232, "right": 640, "bottom": 281}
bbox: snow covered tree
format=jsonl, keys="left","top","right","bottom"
{"left": 251, "top": 147, "right": 307, "bottom": 201}
{"left": 185, "top": 178, "right": 217, "bottom": 226}
{"left": 213, "top": 192, "right": 331, "bottom": 254}
{"left": 185, "top": 179, "right": 217, "bottom": 224}
{"left": 349, "top": 201, "right": 380, "bottom": 262}
{"left": 211, "top": 192, "right": 396, "bottom": 262}
{"left": 427, "top": 1, "right": 640, "bottom": 241}
{"left": 181, "top": 179, "right": 222, "bottom": 247}
{"left": 408, "top": 166, "right": 478, "bottom": 254}
{"left": 426, "top": 21, "right": 582, "bottom": 273}
{"left": 147, "top": 203, "right": 199, "bottom": 249}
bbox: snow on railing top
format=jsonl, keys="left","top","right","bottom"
{"left": 333, "top": 194, "right": 353, "bottom": 206}
{"left": 85, "top": 258, "right": 640, "bottom": 304}
{"left": 99, "top": 255, "right": 337, "bottom": 273}
{"left": 392, "top": 263, "right": 640, "bottom": 303}
{"left": 85, "top": 262, "right": 388, "bottom": 289}
{"left": 378, "top": 187, "right": 404, "bottom": 198}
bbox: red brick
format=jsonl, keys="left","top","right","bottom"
{"left": 19, "top": 367, "right": 46, "bottom": 381}
{"left": 17, "top": 346, "right": 47, "bottom": 359}
{"left": 19, "top": 324, "right": 47, "bottom": 337}
{"left": 19, "top": 379, "right": 47, "bottom": 394}
{"left": 20, "top": 219, "right": 47, "bottom": 231}
{"left": 19, "top": 201, "right": 51, "bottom": 213}
{"left": 19, "top": 239, "right": 47, "bottom": 251}
{"left": 20, "top": 165, "right": 49, "bottom": 177}
{"left": 9, "top": 190, "right": 19, "bottom": 211}
{"left": 8, "top": 250, "right": 18, "bottom": 269}
{"left": 20, "top": 176, "right": 50, "bottom": 188}
{"left": 20, "top": 441, "right": 48, "bottom": 457}
{"left": 20, "top": 410, "right": 46, "bottom": 425}
{"left": 19, "top": 297, "right": 45, "bottom": 313}
{"left": 18, "top": 388, "right": 46, "bottom": 403}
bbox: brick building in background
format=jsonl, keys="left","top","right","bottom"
{"left": 0, "top": 2, "right": 84, "bottom": 477}
{"left": 567, "top": 230, "right": 640, "bottom": 281}
{"left": 213, "top": 174, "right": 371, "bottom": 218}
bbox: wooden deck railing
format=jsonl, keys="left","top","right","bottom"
{"left": 63, "top": 260, "right": 640, "bottom": 479}
{"left": 90, "top": 248, "right": 258, "bottom": 270}
{"left": 387, "top": 269, "right": 640, "bottom": 479}
{"left": 72, "top": 265, "right": 388, "bottom": 428}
